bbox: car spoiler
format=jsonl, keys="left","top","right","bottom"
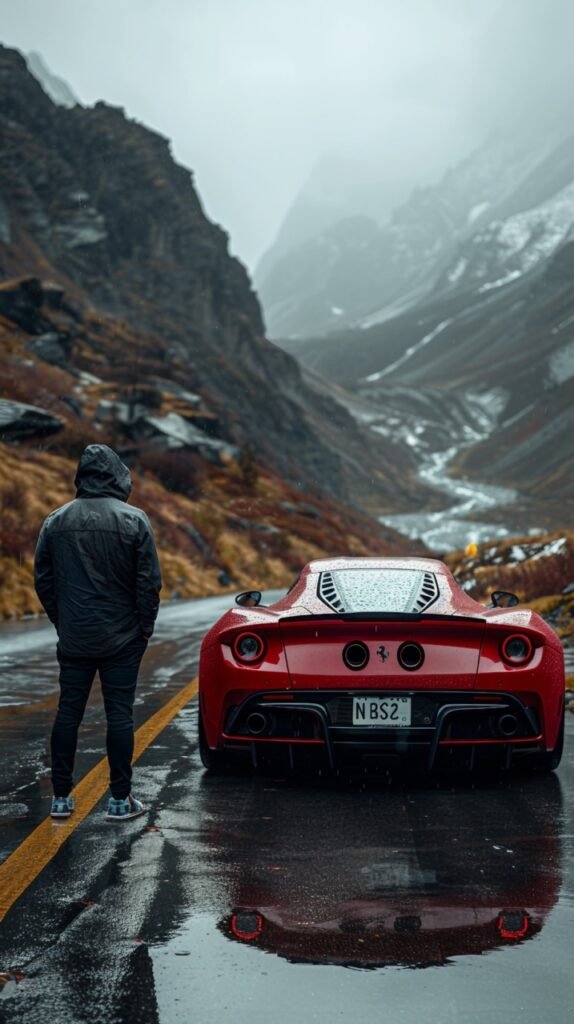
{"left": 279, "top": 613, "right": 486, "bottom": 624}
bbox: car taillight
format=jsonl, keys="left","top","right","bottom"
{"left": 232, "top": 632, "right": 265, "bottom": 663}
{"left": 501, "top": 634, "right": 534, "bottom": 666}
{"left": 497, "top": 910, "right": 530, "bottom": 940}
{"left": 231, "top": 912, "right": 264, "bottom": 941}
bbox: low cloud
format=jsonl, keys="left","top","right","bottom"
{"left": 2, "top": 0, "right": 574, "bottom": 267}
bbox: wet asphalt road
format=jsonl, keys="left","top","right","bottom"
{"left": 1, "top": 596, "right": 574, "bottom": 1023}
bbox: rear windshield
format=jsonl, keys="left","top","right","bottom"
{"left": 317, "top": 569, "right": 439, "bottom": 614}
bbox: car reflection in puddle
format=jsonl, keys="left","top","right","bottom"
{"left": 211, "top": 775, "right": 562, "bottom": 970}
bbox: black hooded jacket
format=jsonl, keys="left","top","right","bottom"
{"left": 34, "top": 444, "right": 162, "bottom": 657}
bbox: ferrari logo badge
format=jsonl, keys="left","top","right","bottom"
{"left": 377, "top": 645, "right": 390, "bottom": 663}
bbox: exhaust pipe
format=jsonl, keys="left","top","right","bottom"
{"left": 246, "top": 712, "right": 268, "bottom": 736}
{"left": 343, "top": 642, "right": 369, "bottom": 670}
{"left": 499, "top": 713, "right": 519, "bottom": 737}
{"left": 397, "top": 641, "right": 425, "bottom": 671}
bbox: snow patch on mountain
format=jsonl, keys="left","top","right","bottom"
{"left": 365, "top": 319, "right": 452, "bottom": 381}
{"left": 549, "top": 339, "right": 574, "bottom": 383}
{"left": 448, "top": 258, "right": 467, "bottom": 283}
{"left": 552, "top": 313, "right": 574, "bottom": 335}
{"left": 507, "top": 537, "right": 568, "bottom": 563}
{"left": 495, "top": 183, "right": 574, "bottom": 267}
{"left": 468, "top": 201, "right": 490, "bottom": 224}
{"left": 501, "top": 403, "right": 535, "bottom": 429}
{"left": 444, "top": 181, "right": 574, "bottom": 295}
{"left": 478, "top": 270, "right": 522, "bottom": 292}
{"left": 465, "top": 387, "right": 509, "bottom": 425}
{"left": 531, "top": 536, "right": 567, "bottom": 559}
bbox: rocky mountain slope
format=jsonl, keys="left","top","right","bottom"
{"left": 283, "top": 242, "right": 574, "bottom": 528}
{"left": 257, "top": 131, "right": 563, "bottom": 339}
{"left": 0, "top": 45, "right": 429, "bottom": 617}
{"left": 0, "top": 44, "right": 427, "bottom": 516}
{"left": 274, "top": 124, "right": 574, "bottom": 531}
{"left": 434, "top": 133, "right": 574, "bottom": 300}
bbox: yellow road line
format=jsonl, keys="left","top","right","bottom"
{"left": 0, "top": 676, "right": 199, "bottom": 923}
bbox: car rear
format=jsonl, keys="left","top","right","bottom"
{"left": 200, "top": 562, "right": 563, "bottom": 772}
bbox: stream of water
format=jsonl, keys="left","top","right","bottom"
{"left": 380, "top": 445, "right": 519, "bottom": 553}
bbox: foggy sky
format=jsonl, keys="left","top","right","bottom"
{"left": 2, "top": 0, "right": 574, "bottom": 270}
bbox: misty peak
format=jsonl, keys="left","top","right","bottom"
{"left": 26, "top": 51, "right": 78, "bottom": 108}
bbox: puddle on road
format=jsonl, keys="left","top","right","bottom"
{"left": 144, "top": 756, "right": 572, "bottom": 1024}
{"left": 2, "top": 708, "right": 574, "bottom": 1024}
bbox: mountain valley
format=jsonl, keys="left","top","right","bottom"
{"left": 268, "top": 127, "right": 574, "bottom": 545}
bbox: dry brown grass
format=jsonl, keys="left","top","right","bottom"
{"left": 0, "top": 556, "right": 43, "bottom": 618}
{"left": 447, "top": 532, "right": 574, "bottom": 645}
{"left": 0, "top": 436, "right": 403, "bottom": 619}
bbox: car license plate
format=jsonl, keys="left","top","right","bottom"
{"left": 352, "top": 696, "right": 411, "bottom": 727}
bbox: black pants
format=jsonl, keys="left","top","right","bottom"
{"left": 51, "top": 637, "right": 147, "bottom": 800}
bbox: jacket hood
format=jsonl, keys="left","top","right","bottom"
{"left": 75, "top": 444, "right": 132, "bottom": 501}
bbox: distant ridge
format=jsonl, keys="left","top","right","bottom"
{"left": 258, "top": 129, "right": 566, "bottom": 339}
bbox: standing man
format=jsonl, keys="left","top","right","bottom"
{"left": 34, "top": 444, "right": 162, "bottom": 821}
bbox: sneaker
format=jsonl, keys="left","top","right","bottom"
{"left": 106, "top": 794, "right": 146, "bottom": 821}
{"left": 51, "top": 795, "right": 74, "bottom": 819}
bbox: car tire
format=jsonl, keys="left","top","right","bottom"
{"left": 521, "top": 710, "right": 565, "bottom": 775}
{"left": 198, "top": 706, "right": 227, "bottom": 773}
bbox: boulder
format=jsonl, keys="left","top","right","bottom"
{"left": 147, "top": 379, "right": 201, "bottom": 408}
{"left": 27, "top": 331, "right": 73, "bottom": 368}
{"left": 0, "top": 398, "right": 64, "bottom": 439}
{"left": 42, "top": 281, "right": 66, "bottom": 310}
{"left": 280, "top": 501, "right": 322, "bottom": 520}
{"left": 95, "top": 398, "right": 147, "bottom": 425}
{"left": 60, "top": 395, "right": 83, "bottom": 417}
{"left": 0, "top": 276, "right": 52, "bottom": 333}
{"left": 135, "top": 412, "right": 239, "bottom": 465}
{"left": 233, "top": 517, "right": 281, "bottom": 535}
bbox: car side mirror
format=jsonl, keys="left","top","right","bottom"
{"left": 488, "top": 590, "right": 519, "bottom": 608}
{"left": 235, "top": 590, "right": 262, "bottom": 608}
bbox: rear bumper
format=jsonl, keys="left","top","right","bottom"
{"left": 219, "top": 689, "right": 545, "bottom": 770}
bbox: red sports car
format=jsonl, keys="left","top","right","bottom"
{"left": 198, "top": 557, "right": 565, "bottom": 774}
